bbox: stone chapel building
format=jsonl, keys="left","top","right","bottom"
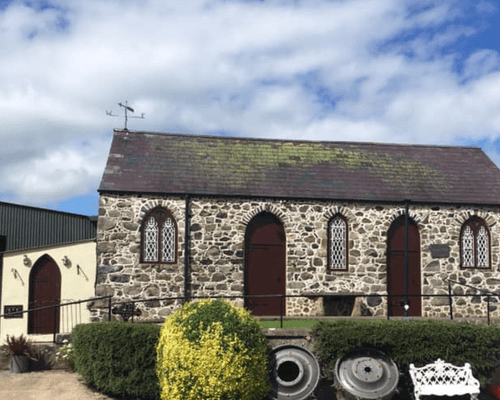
{"left": 95, "top": 129, "right": 500, "bottom": 321}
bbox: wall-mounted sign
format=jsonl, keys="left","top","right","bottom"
{"left": 4, "top": 305, "right": 23, "bottom": 319}
{"left": 429, "top": 244, "right": 450, "bottom": 259}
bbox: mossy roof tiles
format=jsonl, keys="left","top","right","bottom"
{"left": 98, "top": 130, "right": 500, "bottom": 205}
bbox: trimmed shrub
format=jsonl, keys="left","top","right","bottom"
{"left": 313, "top": 319, "right": 500, "bottom": 383}
{"left": 72, "top": 321, "right": 161, "bottom": 400}
{"left": 156, "top": 299, "right": 269, "bottom": 400}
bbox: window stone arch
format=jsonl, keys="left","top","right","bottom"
{"left": 328, "top": 214, "right": 348, "bottom": 271}
{"left": 141, "top": 207, "right": 178, "bottom": 263}
{"left": 460, "top": 216, "right": 490, "bottom": 269}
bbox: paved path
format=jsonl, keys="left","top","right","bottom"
{"left": 1, "top": 369, "right": 498, "bottom": 400}
{"left": 0, "top": 370, "right": 115, "bottom": 400}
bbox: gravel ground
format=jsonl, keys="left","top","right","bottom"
{"left": 0, "top": 370, "right": 116, "bottom": 400}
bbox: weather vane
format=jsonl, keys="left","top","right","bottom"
{"left": 106, "top": 101, "right": 145, "bottom": 130}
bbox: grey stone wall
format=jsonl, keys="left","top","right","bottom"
{"left": 95, "top": 195, "right": 186, "bottom": 321}
{"left": 95, "top": 193, "right": 500, "bottom": 321}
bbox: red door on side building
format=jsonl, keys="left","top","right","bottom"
{"left": 28, "top": 255, "right": 61, "bottom": 334}
{"left": 245, "top": 212, "right": 286, "bottom": 316}
{"left": 387, "top": 216, "right": 421, "bottom": 317}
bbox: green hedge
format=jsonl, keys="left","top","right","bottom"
{"left": 313, "top": 319, "right": 500, "bottom": 384}
{"left": 72, "top": 322, "right": 161, "bottom": 400}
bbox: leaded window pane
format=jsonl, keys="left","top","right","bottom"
{"left": 144, "top": 217, "right": 159, "bottom": 262}
{"left": 461, "top": 225, "right": 474, "bottom": 268}
{"left": 161, "top": 217, "right": 176, "bottom": 262}
{"left": 330, "top": 217, "right": 346, "bottom": 270}
{"left": 476, "top": 226, "right": 489, "bottom": 268}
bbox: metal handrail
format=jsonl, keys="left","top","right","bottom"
{"left": 0, "top": 296, "right": 112, "bottom": 343}
{"left": 445, "top": 279, "right": 500, "bottom": 325}
{"left": 112, "top": 292, "right": 499, "bottom": 326}
{"left": 445, "top": 278, "right": 500, "bottom": 296}
{"left": 2, "top": 290, "right": 498, "bottom": 343}
{"left": 0, "top": 295, "right": 112, "bottom": 319}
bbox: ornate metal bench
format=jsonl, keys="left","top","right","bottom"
{"left": 409, "top": 358, "right": 480, "bottom": 400}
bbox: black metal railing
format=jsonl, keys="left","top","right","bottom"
{"left": 446, "top": 278, "right": 500, "bottom": 325}
{"left": 1, "top": 288, "right": 499, "bottom": 343}
{"left": 0, "top": 296, "right": 112, "bottom": 343}
{"left": 109, "top": 290, "right": 500, "bottom": 327}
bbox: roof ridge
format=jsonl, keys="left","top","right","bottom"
{"left": 114, "top": 129, "right": 481, "bottom": 150}
{"left": 0, "top": 201, "right": 95, "bottom": 218}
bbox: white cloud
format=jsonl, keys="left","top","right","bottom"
{"left": 463, "top": 49, "right": 500, "bottom": 80}
{"left": 1, "top": 0, "right": 500, "bottom": 210}
{"left": 0, "top": 136, "right": 109, "bottom": 206}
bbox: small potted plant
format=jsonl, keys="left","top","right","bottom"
{"left": 56, "top": 339, "right": 74, "bottom": 370}
{"left": 4, "top": 334, "right": 32, "bottom": 373}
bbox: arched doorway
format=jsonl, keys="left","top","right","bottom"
{"left": 245, "top": 212, "right": 286, "bottom": 316}
{"left": 387, "top": 216, "right": 421, "bottom": 317}
{"left": 28, "top": 255, "right": 61, "bottom": 334}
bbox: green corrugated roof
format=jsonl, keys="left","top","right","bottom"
{"left": 0, "top": 202, "right": 96, "bottom": 252}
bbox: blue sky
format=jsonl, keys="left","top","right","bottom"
{"left": 1, "top": 0, "right": 500, "bottom": 216}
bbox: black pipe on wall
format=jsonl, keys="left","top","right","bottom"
{"left": 404, "top": 200, "right": 410, "bottom": 317}
{"left": 184, "top": 195, "right": 191, "bottom": 303}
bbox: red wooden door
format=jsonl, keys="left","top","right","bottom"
{"left": 245, "top": 212, "right": 286, "bottom": 316}
{"left": 28, "top": 255, "right": 61, "bottom": 334}
{"left": 387, "top": 217, "right": 421, "bottom": 317}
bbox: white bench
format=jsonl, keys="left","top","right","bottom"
{"left": 409, "top": 358, "right": 480, "bottom": 400}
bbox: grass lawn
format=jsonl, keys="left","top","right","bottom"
{"left": 258, "top": 319, "right": 320, "bottom": 329}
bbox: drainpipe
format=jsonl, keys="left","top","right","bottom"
{"left": 184, "top": 195, "right": 191, "bottom": 303}
{"left": 404, "top": 200, "right": 410, "bottom": 318}
{"left": 0, "top": 237, "right": 5, "bottom": 334}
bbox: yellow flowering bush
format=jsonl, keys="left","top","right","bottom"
{"left": 156, "top": 299, "right": 269, "bottom": 400}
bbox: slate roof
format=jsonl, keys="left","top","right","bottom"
{"left": 98, "top": 130, "right": 500, "bottom": 205}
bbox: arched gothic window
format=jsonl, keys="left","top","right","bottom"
{"left": 460, "top": 217, "right": 490, "bottom": 269}
{"left": 141, "top": 207, "right": 177, "bottom": 263}
{"left": 328, "top": 215, "right": 348, "bottom": 271}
